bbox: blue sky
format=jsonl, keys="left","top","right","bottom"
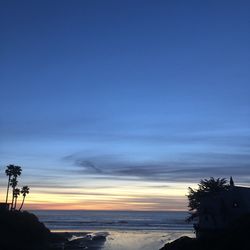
{"left": 0, "top": 0, "right": 250, "bottom": 210}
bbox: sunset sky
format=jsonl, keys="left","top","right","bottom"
{"left": 1, "top": 1, "right": 250, "bottom": 210}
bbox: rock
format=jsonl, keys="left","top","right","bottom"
{"left": 0, "top": 210, "right": 51, "bottom": 250}
{"left": 159, "top": 236, "right": 198, "bottom": 250}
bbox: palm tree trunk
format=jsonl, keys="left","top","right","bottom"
{"left": 19, "top": 196, "right": 25, "bottom": 211}
{"left": 14, "top": 196, "right": 18, "bottom": 210}
{"left": 11, "top": 190, "right": 15, "bottom": 210}
{"left": 5, "top": 176, "right": 11, "bottom": 205}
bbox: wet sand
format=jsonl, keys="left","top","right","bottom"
{"left": 51, "top": 232, "right": 108, "bottom": 250}
{"left": 102, "top": 230, "right": 194, "bottom": 250}
{"left": 51, "top": 230, "right": 194, "bottom": 250}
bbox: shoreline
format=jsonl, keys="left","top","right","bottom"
{"left": 50, "top": 231, "right": 108, "bottom": 250}
{"left": 50, "top": 229, "right": 194, "bottom": 250}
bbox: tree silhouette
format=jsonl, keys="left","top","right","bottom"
{"left": 13, "top": 188, "right": 20, "bottom": 210}
{"left": 19, "top": 186, "right": 30, "bottom": 211}
{"left": 187, "top": 177, "right": 229, "bottom": 222}
{"left": 11, "top": 165, "right": 22, "bottom": 180}
{"left": 5, "top": 165, "right": 15, "bottom": 204}
{"left": 10, "top": 178, "right": 18, "bottom": 210}
{"left": 9, "top": 166, "right": 22, "bottom": 210}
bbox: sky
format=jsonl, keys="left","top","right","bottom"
{"left": 0, "top": 0, "right": 250, "bottom": 210}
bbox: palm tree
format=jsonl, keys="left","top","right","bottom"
{"left": 13, "top": 188, "right": 20, "bottom": 210}
{"left": 12, "top": 165, "right": 22, "bottom": 179}
{"left": 5, "top": 164, "right": 15, "bottom": 204}
{"left": 19, "top": 186, "right": 30, "bottom": 211}
{"left": 8, "top": 166, "right": 22, "bottom": 210}
{"left": 187, "top": 177, "right": 229, "bottom": 222}
{"left": 10, "top": 178, "right": 18, "bottom": 210}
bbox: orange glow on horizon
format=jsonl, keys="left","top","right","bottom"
{"left": 0, "top": 181, "right": 192, "bottom": 211}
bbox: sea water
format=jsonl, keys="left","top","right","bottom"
{"left": 32, "top": 210, "right": 194, "bottom": 250}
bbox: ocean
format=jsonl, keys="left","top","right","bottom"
{"left": 31, "top": 210, "right": 194, "bottom": 250}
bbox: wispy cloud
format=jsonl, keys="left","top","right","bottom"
{"left": 75, "top": 160, "right": 103, "bottom": 173}
{"left": 63, "top": 151, "right": 250, "bottom": 184}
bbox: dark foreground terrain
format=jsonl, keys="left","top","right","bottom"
{"left": 160, "top": 214, "right": 250, "bottom": 250}
{"left": 0, "top": 210, "right": 106, "bottom": 250}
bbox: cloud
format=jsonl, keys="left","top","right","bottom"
{"left": 62, "top": 151, "right": 250, "bottom": 184}
{"left": 75, "top": 160, "right": 103, "bottom": 173}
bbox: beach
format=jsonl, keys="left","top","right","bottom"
{"left": 50, "top": 230, "right": 194, "bottom": 250}
{"left": 32, "top": 210, "right": 194, "bottom": 250}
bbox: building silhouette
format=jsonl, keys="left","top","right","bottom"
{"left": 195, "top": 177, "right": 250, "bottom": 237}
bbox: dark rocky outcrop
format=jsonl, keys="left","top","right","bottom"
{"left": 0, "top": 210, "right": 107, "bottom": 250}
{"left": 0, "top": 210, "right": 52, "bottom": 250}
{"left": 160, "top": 214, "right": 250, "bottom": 250}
